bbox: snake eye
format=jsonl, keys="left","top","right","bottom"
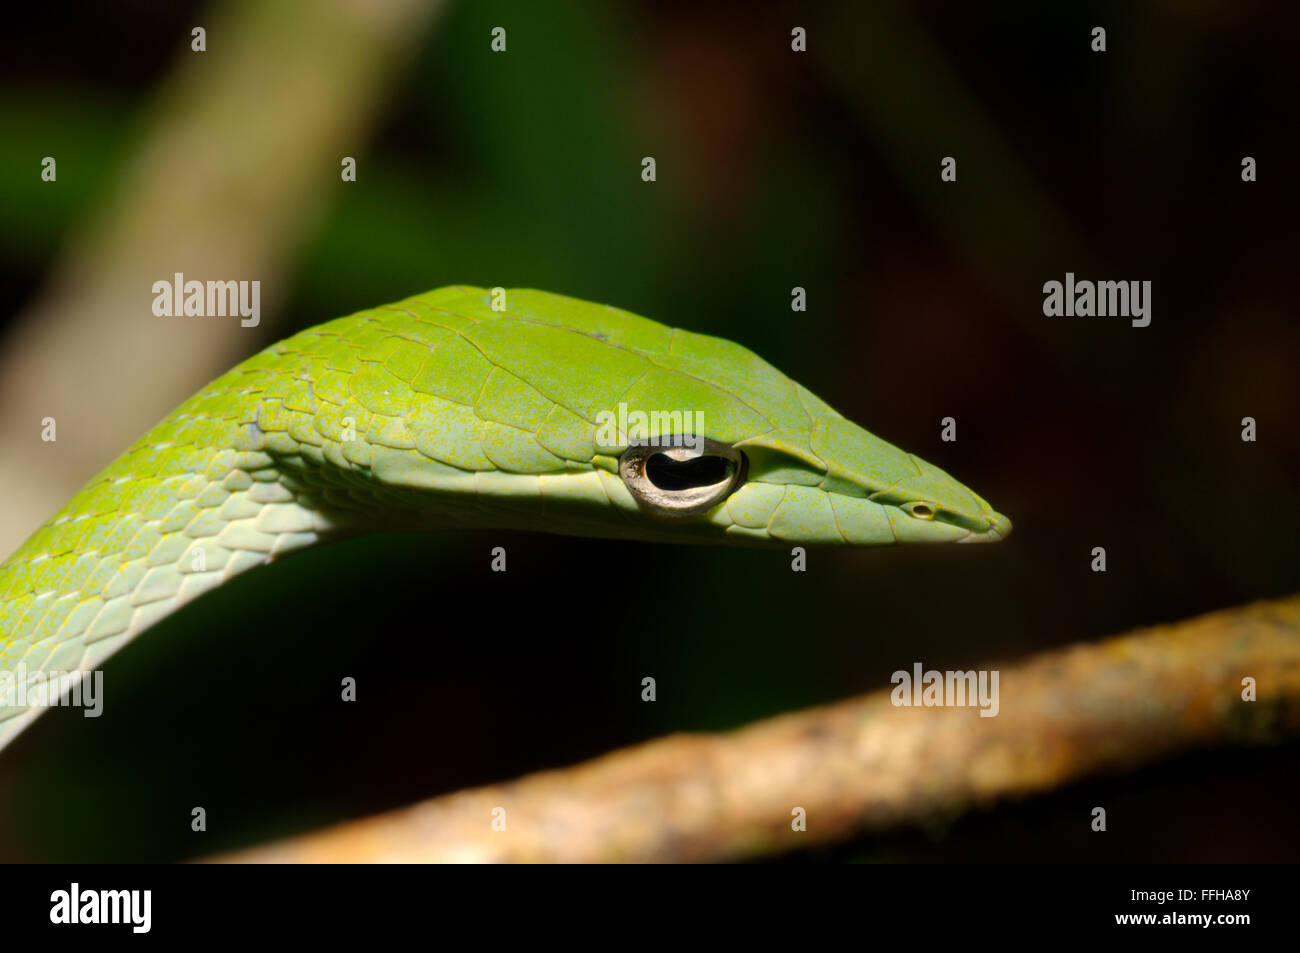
{"left": 619, "top": 438, "right": 747, "bottom": 516}
{"left": 906, "top": 502, "right": 935, "bottom": 520}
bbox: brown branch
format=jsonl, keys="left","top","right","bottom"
{"left": 211, "top": 594, "right": 1300, "bottom": 863}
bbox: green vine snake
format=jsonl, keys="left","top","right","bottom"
{"left": 0, "top": 286, "right": 1010, "bottom": 752}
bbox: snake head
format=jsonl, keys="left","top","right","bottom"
{"left": 308, "top": 287, "right": 1010, "bottom": 548}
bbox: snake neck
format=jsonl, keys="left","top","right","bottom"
{"left": 0, "top": 356, "right": 363, "bottom": 749}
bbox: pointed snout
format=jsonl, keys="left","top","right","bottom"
{"left": 957, "top": 509, "right": 1013, "bottom": 543}
{"left": 742, "top": 416, "right": 1013, "bottom": 546}
{"left": 896, "top": 453, "right": 1011, "bottom": 541}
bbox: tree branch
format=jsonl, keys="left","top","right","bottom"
{"left": 211, "top": 594, "right": 1300, "bottom": 863}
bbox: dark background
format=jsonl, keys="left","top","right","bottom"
{"left": 0, "top": 1, "right": 1296, "bottom": 861}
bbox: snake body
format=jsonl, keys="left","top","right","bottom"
{"left": 0, "top": 286, "right": 1009, "bottom": 751}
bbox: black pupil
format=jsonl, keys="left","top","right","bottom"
{"left": 645, "top": 453, "right": 731, "bottom": 491}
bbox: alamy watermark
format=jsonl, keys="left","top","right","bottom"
{"left": 0, "top": 663, "right": 103, "bottom": 717}
{"left": 1042, "top": 272, "right": 1151, "bottom": 327}
{"left": 891, "top": 662, "right": 999, "bottom": 717}
{"left": 50, "top": 883, "right": 150, "bottom": 933}
{"left": 595, "top": 402, "right": 705, "bottom": 452}
{"left": 152, "top": 272, "right": 260, "bottom": 327}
